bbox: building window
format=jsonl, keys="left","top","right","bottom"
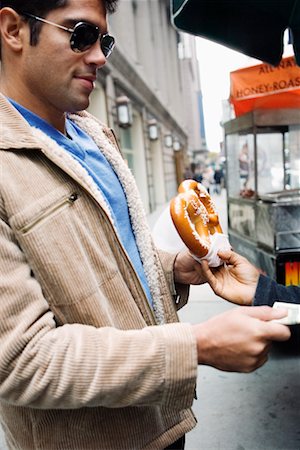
{"left": 120, "top": 128, "right": 135, "bottom": 174}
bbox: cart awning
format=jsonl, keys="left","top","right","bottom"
{"left": 229, "top": 56, "right": 300, "bottom": 117}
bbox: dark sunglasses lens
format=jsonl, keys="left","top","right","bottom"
{"left": 101, "top": 35, "right": 115, "bottom": 58}
{"left": 70, "top": 23, "right": 99, "bottom": 52}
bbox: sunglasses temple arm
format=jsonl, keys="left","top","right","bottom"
{"left": 24, "top": 14, "right": 74, "bottom": 33}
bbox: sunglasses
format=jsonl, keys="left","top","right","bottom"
{"left": 22, "top": 12, "right": 115, "bottom": 57}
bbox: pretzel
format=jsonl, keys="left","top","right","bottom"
{"left": 170, "top": 179, "right": 224, "bottom": 259}
{"left": 178, "top": 180, "right": 223, "bottom": 235}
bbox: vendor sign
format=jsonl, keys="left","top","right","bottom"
{"left": 230, "top": 56, "right": 300, "bottom": 117}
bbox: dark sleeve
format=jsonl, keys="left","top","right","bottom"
{"left": 253, "top": 275, "right": 300, "bottom": 306}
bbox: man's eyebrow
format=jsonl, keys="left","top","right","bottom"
{"left": 63, "top": 18, "right": 89, "bottom": 27}
{"left": 64, "top": 18, "right": 104, "bottom": 30}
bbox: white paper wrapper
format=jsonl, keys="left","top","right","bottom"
{"left": 152, "top": 206, "right": 231, "bottom": 267}
{"left": 191, "top": 232, "right": 231, "bottom": 267}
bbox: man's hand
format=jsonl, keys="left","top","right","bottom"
{"left": 201, "top": 250, "right": 260, "bottom": 305}
{"left": 192, "top": 306, "right": 291, "bottom": 373}
{"left": 174, "top": 250, "right": 206, "bottom": 285}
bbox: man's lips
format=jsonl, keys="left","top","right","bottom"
{"left": 74, "top": 75, "right": 96, "bottom": 90}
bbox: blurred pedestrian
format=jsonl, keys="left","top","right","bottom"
{"left": 213, "top": 166, "right": 224, "bottom": 194}
{"left": 193, "top": 164, "right": 203, "bottom": 183}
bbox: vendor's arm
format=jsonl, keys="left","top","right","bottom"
{"left": 202, "top": 250, "right": 300, "bottom": 306}
{"left": 201, "top": 250, "right": 259, "bottom": 305}
{"left": 253, "top": 275, "right": 300, "bottom": 306}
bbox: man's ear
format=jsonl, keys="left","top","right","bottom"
{"left": 0, "top": 7, "right": 28, "bottom": 55}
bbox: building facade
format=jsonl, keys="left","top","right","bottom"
{"left": 88, "top": 0, "right": 205, "bottom": 213}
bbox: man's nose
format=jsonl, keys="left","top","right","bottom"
{"left": 84, "top": 42, "right": 107, "bottom": 68}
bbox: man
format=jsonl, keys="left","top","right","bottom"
{"left": 0, "top": 1, "right": 291, "bottom": 449}
{"left": 202, "top": 250, "right": 300, "bottom": 307}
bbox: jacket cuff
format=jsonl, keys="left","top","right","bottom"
{"left": 253, "top": 275, "right": 279, "bottom": 306}
{"left": 148, "top": 322, "right": 197, "bottom": 410}
{"left": 254, "top": 274, "right": 300, "bottom": 306}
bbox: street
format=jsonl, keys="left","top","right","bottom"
{"left": 0, "top": 190, "right": 299, "bottom": 450}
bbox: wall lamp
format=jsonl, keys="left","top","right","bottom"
{"left": 164, "top": 134, "right": 173, "bottom": 148}
{"left": 173, "top": 139, "right": 181, "bottom": 151}
{"left": 148, "top": 119, "right": 159, "bottom": 141}
{"left": 116, "top": 95, "right": 132, "bottom": 128}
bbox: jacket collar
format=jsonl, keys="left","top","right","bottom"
{"left": 0, "top": 94, "right": 99, "bottom": 150}
{"left": 0, "top": 94, "right": 41, "bottom": 149}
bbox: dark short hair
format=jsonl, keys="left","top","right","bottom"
{"left": 0, "top": 0, "right": 118, "bottom": 56}
{"left": 0, "top": 0, "right": 118, "bottom": 14}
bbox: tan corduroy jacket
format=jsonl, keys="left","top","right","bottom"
{"left": 0, "top": 95, "right": 197, "bottom": 449}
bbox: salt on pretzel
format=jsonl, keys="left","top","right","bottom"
{"left": 178, "top": 180, "right": 223, "bottom": 235}
{"left": 170, "top": 179, "right": 224, "bottom": 259}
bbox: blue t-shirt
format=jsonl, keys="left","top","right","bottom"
{"left": 9, "top": 99, "right": 152, "bottom": 304}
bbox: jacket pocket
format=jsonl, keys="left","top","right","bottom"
{"left": 10, "top": 183, "right": 119, "bottom": 308}
{"left": 19, "top": 192, "right": 79, "bottom": 234}
{"left": 10, "top": 184, "right": 79, "bottom": 234}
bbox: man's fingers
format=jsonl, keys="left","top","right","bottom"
{"left": 241, "top": 306, "right": 291, "bottom": 341}
{"left": 265, "top": 322, "right": 291, "bottom": 341}
{"left": 241, "top": 305, "right": 287, "bottom": 320}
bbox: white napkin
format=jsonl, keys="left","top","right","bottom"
{"left": 191, "top": 232, "right": 231, "bottom": 267}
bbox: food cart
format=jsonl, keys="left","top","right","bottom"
{"left": 224, "top": 108, "right": 300, "bottom": 286}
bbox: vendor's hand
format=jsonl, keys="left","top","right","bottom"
{"left": 174, "top": 250, "right": 206, "bottom": 285}
{"left": 201, "top": 250, "right": 260, "bottom": 305}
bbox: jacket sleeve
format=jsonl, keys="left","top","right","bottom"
{"left": 253, "top": 275, "right": 300, "bottom": 306}
{"left": 0, "top": 215, "right": 197, "bottom": 411}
